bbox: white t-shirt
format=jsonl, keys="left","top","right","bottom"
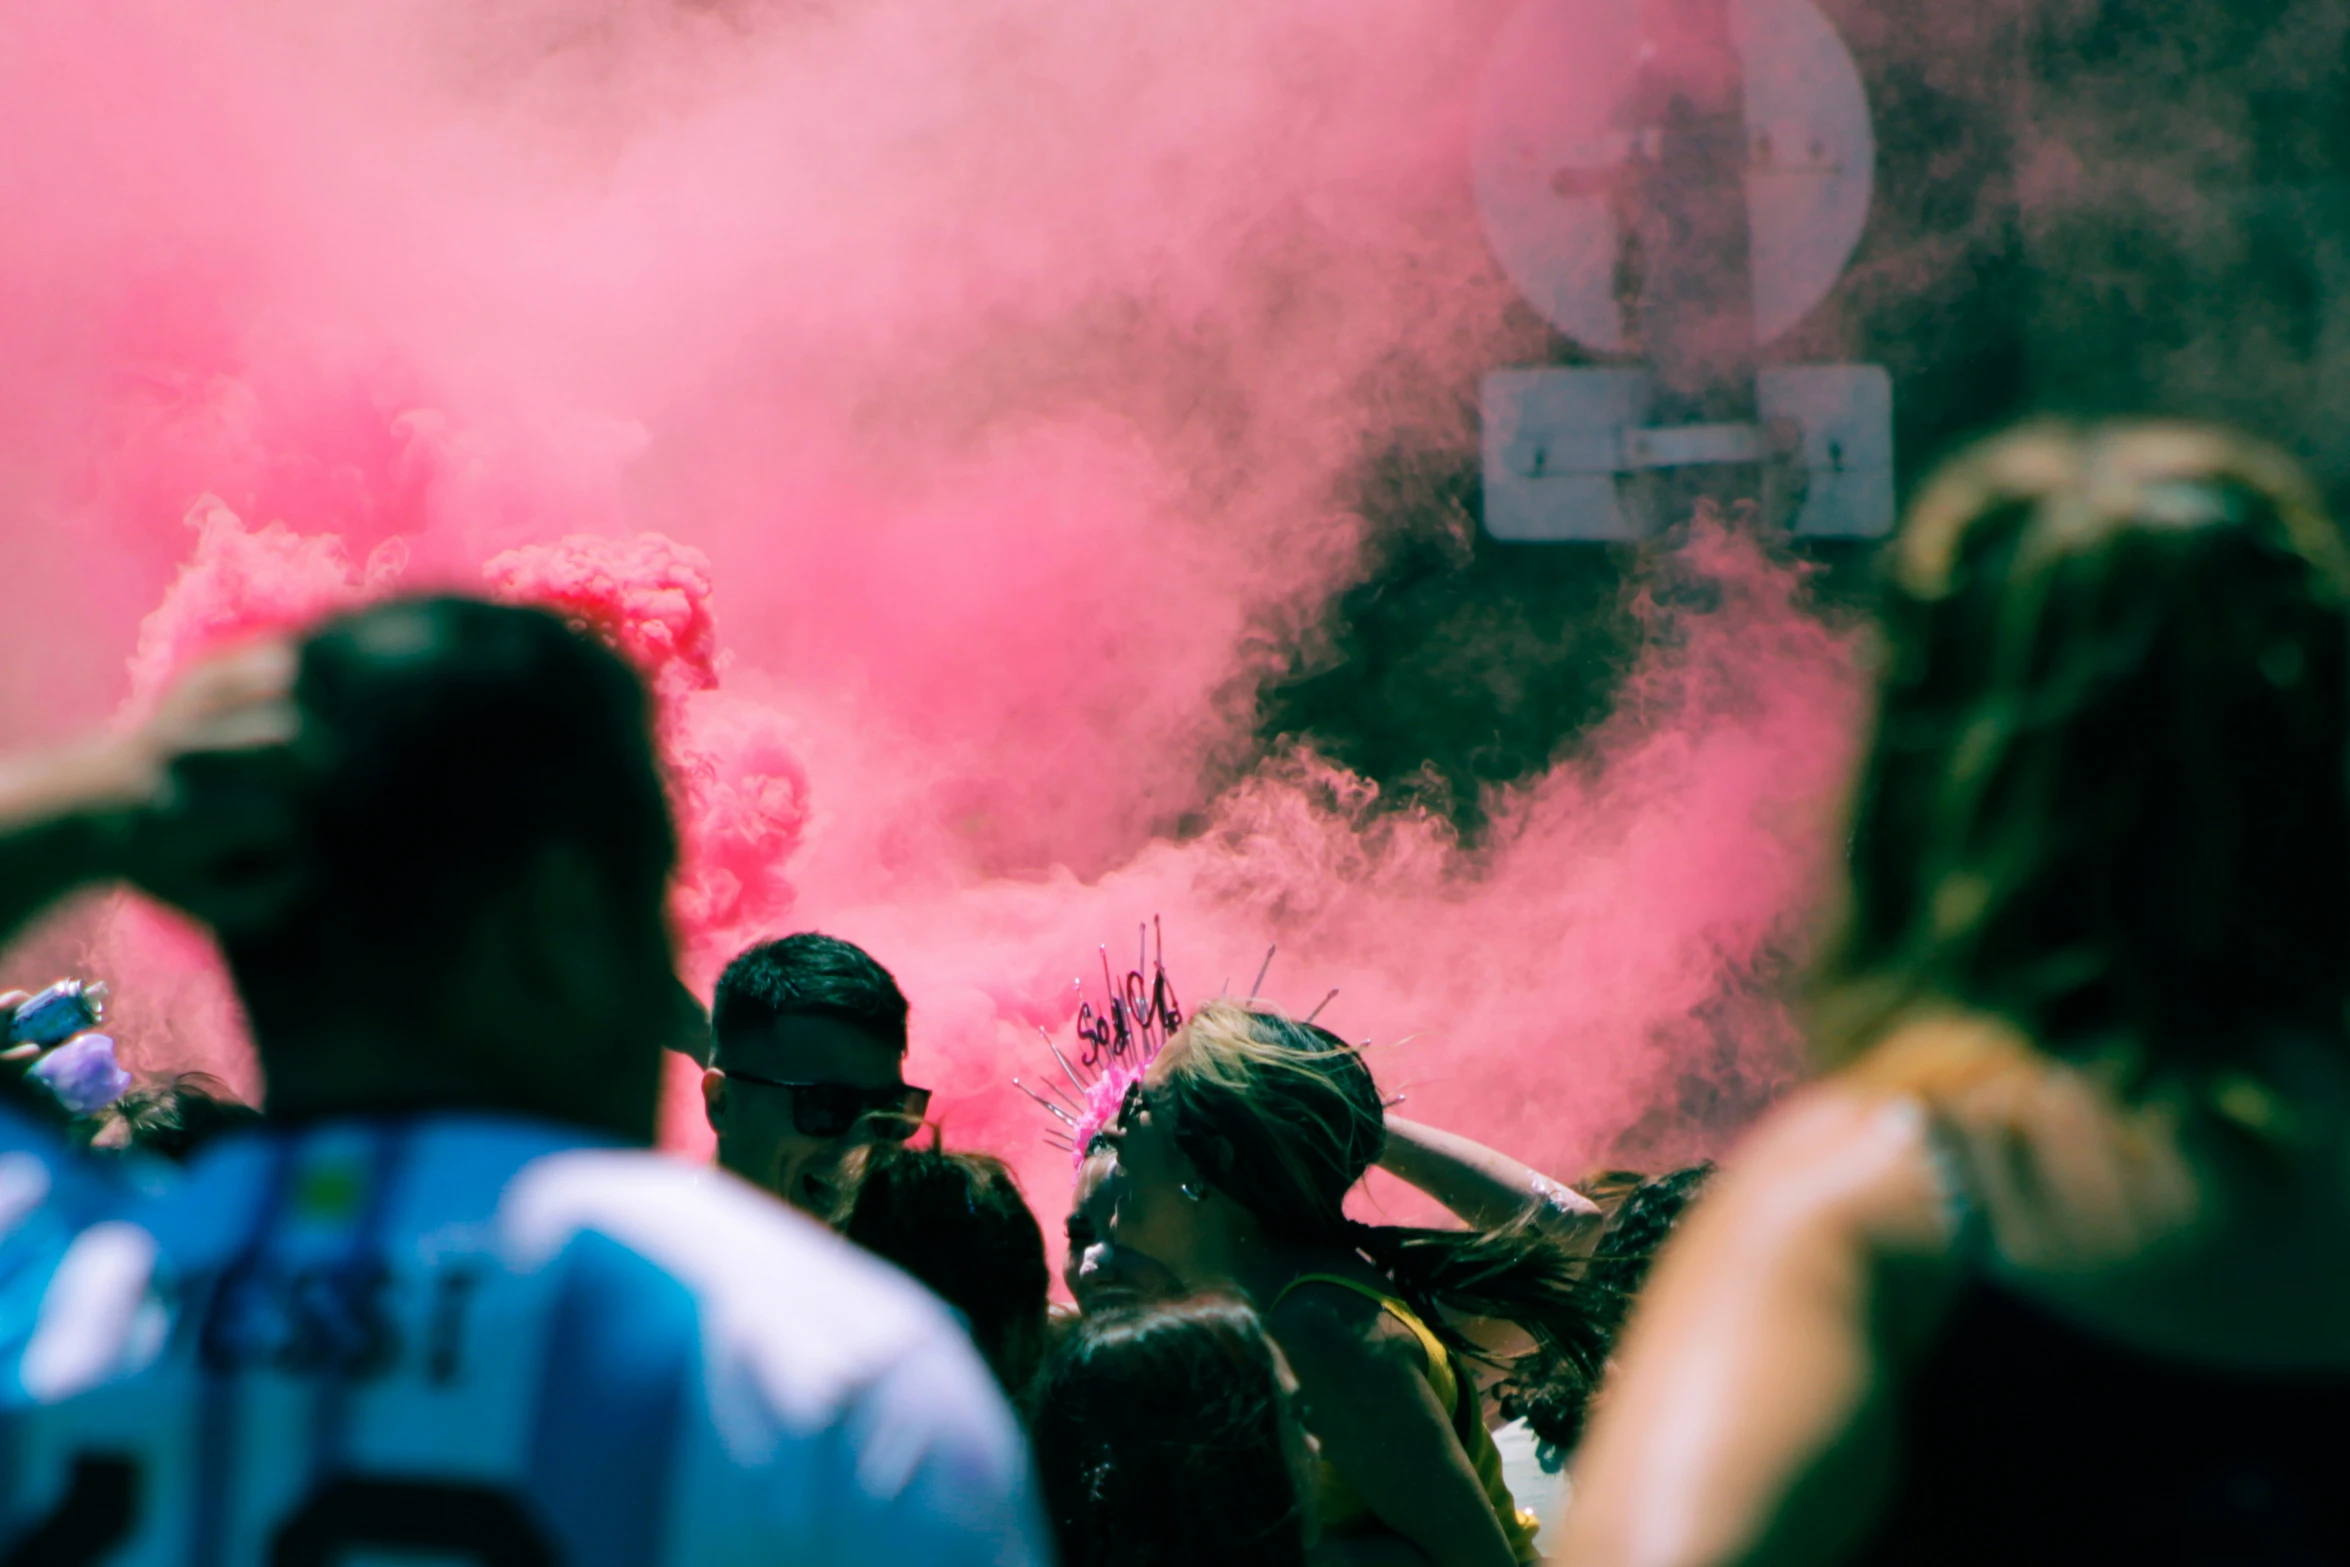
{"left": 0, "top": 1115, "right": 1050, "bottom": 1566}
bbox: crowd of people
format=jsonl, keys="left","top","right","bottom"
{"left": 0, "top": 415, "right": 2342, "bottom": 1564}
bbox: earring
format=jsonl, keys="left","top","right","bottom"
{"left": 1180, "top": 1181, "right": 1206, "bottom": 1203}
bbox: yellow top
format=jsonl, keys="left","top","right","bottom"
{"left": 1274, "top": 1273, "right": 1542, "bottom": 1563}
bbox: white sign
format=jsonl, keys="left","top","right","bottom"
{"left": 1472, "top": 0, "right": 1877, "bottom": 352}
{"left": 1483, "top": 364, "right": 1894, "bottom": 540}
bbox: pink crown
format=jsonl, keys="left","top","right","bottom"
{"left": 1014, "top": 930, "right": 1350, "bottom": 1167}
{"left": 1015, "top": 921, "right": 1184, "bottom": 1168}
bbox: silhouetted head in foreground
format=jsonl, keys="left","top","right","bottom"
{"left": 225, "top": 596, "right": 680, "bottom": 1140}
{"left": 1820, "top": 421, "right": 2350, "bottom": 1099}
{"left": 831, "top": 1140, "right": 1051, "bottom": 1397}
{"left": 1027, "top": 1295, "right": 1314, "bottom": 1567}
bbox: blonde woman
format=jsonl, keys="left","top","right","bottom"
{"left": 1106, "top": 1000, "right": 1606, "bottom": 1567}
{"left": 1561, "top": 422, "right": 2350, "bottom": 1567}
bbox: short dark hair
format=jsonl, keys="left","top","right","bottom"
{"left": 711, "top": 933, "right": 909, "bottom": 1057}
{"left": 831, "top": 1143, "right": 1050, "bottom": 1396}
{"left": 1027, "top": 1296, "right": 1309, "bottom": 1567}
{"left": 225, "top": 596, "right": 675, "bottom": 1015}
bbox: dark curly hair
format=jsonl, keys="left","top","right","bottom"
{"left": 1496, "top": 1163, "right": 1715, "bottom": 1452}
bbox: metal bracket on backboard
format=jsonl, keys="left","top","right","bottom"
{"left": 1480, "top": 363, "right": 1894, "bottom": 541}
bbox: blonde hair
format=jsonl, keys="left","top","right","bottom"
{"left": 1153, "top": 999, "right": 1611, "bottom": 1445}
{"left": 1154, "top": 999, "right": 1383, "bottom": 1240}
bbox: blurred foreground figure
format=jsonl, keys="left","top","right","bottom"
{"left": 1027, "top": 1295, "right": 1316, "bottom": 1567}
{"left": 1562, "top": 423, "right": 2350, "bottom": 1567}
{"left": 0, "top": 649, "right": 330, "bottom": 1366}
{"left": 0, "top": 598, "right": 1043, "bottom": 1565}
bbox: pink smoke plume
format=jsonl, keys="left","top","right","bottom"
{"left": 124, "top": 496, "right": 406, "bottom": 713}
{"left": 817, "top": 508, "right": 1859, "bottom": 1226}
{"left": 123, "top": 515, "right": 817, "bottom": 980}
{"left": 483, "top": 533, "right": 721, "bottom": 705}
{"left": 0, "top": 0, "right": 1869, "bottom": 1271}
{"left": 484, "top": 533, "right": 811, "bottom": 958}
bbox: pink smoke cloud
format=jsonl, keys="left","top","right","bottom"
{"left": 484, "top": 533, "right": 721, "bottom": 704}
{"left": 0, "top": 0, "right": 1866, "bottom": 1275}
{"left": 820, "top": 509, "right": 1860, "bottom": 1226}
{"left": 484, "top": 532, "right": 812, "bottom": 965}
{"left": 125, "top": 495, "right": 407, "bottom": 712}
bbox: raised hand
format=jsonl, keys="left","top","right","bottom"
{"left": 0, "top": 640, "right": 305, "bottom": 943}
{"left": 119, "top": 641, "right": 307, "bottom": 934}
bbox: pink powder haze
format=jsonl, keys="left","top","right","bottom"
{"left": 0, "top": 0, "right": 1865, "bottom": 1245}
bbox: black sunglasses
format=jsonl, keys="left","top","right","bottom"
{"left": 721, "top": 1072, "right": 932, "bottom": 1141}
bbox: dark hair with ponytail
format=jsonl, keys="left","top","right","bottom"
{"left": 1154, "top": 1000, "right": 1610, "bottom": 1437}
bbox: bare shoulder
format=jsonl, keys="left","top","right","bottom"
{"left": 1559, "top": 1082, "right": 1963, "bottom": 1567}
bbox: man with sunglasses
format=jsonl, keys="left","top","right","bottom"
{"left": 705, "top": 932, "right": 932, "bottom": 1214}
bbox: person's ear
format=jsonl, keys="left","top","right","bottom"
{"left": 702, "top": 1068, "right": 729, "bottom": 1134}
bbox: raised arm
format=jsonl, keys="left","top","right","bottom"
{"left": 0, "top": 641, "right": 300, "bottom": 951}
{"left": 1377, "top": 1115, "right": 1603, "bottom": 1248}
{"left": 0, "top": 736, "right": 148, "bottom": 952}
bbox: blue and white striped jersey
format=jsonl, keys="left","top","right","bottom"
{"left": 0, "top": 1115, "right": 1050, "bottom": 1566}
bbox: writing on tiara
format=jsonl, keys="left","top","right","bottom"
{"left": 1073, "top": 918, "right": 1183, "bottom": 1071}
